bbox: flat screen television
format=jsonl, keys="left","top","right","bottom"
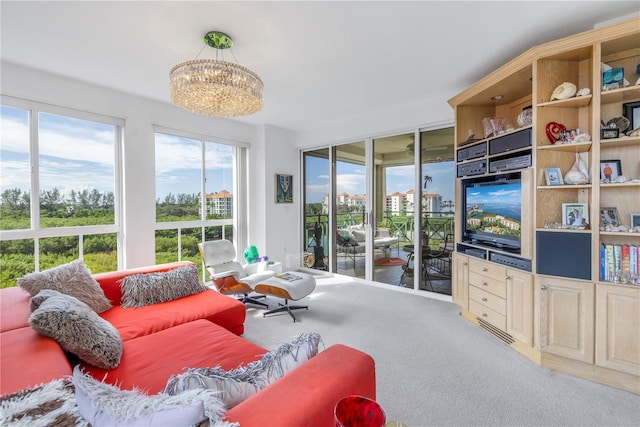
{"left": 462, "top": 172, "right": 522, "bottom": 253}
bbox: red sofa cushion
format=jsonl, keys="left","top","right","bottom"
{"left": 0, "top": 327, "right": 73, "bottom": 395}
{"left": 81, "top": 319, "right": 266, "bottom": 395}
{"left": 99, "top": 289, "right": 245, "bottom": 340}
{"left": 93, "top": 261, "right": 194, "bottom": 306}
{"left": 226, "top": 344, "right": 377, "bottom": 427}
{"left": 0, "top": 287, "right": 31, "bottom": 332}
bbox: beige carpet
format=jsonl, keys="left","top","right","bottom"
{"left": 241, "top": 272, "right": 640, "bottom": 427}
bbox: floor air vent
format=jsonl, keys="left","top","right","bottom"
{"left": 477, "top": 318, "right": 515, "bottom": 345}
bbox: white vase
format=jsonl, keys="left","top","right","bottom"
{"left": 575, "top": 153, "right": 589, "bottom": 183}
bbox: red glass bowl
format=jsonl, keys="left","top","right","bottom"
{"left": 335, "top": 395, "right": 386, "bottom": 427}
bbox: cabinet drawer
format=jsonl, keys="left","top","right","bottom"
{"left": 469, "top": 285, "right": 506, "bottom": 315}
{"left": 468, "top": 270, "right": 506, "bottom": 298}
{"left": 469, "top": 258, "right": 506, "bottom": 278}
{"left": 469, "top": 299, "right": 506, "bottom": 331}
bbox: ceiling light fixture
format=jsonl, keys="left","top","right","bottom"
{"left": 169, "top": 31, "right": 263, "bottom": 117}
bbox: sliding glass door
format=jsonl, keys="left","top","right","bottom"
{"left": 333, "top": 141, "right": 368, "bottom": 278}
{"left": 372, "top": 133, "right": 416, "bottom": 286}
{"left": 301, "top": 126, "right": 454, "bottom": 295}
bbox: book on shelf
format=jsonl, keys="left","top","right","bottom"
{"left": 600, "top": 242, "right": 639, "bottom": 282}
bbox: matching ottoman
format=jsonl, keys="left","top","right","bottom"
{"left": 254, "top": 271, "right": 316, "bottom": 322}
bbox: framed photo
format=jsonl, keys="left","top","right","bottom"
{"left": 562, "top": 203, "right": 588, "bottom": 227}
{"left": 545, "top": 167, "right": 563, "bottom": 185}
{"left": 623, "top": 101, "right": 640, "bottom": 132}
{"left": 600, "top": 160, "right": 622, "bottom": 182}
{"left": 600, "top": 128, "right": 619, "bottom": 140}
{"left": 600, "top": 207, "right": 620, "bottom": 227}
{"left": 631, "top": 213, "right": 640, "bottom": 228}
{"left": 275, "top": 173, "right": 293, "bottom": 203}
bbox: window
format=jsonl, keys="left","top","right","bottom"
{"left": 0, "top": 98, "right": 122, "bottom": 287}
{"left": 154, "top": 129, "right": 240, "bottom": 278}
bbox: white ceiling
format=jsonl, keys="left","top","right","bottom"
{"left": 1, "top": 1, "right": 638, "bottom": 134}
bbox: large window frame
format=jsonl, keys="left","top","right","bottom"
{"left": 0, "top": 95, "right": 124, "bottom": 279}
{"left": 153, "top": 126, "right": 248, "bottom": 279}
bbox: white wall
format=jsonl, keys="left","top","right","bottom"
{"left": 1, "top": 62, "right": 258, "bottom": 269}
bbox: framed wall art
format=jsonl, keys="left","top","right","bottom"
{"left": 275, "top": 174, "right": 293, "bottom": 203}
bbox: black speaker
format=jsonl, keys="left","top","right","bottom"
{"left": 489, "top": 128, "right": 532, "bottom": 155}
{"left": 536, "top": 231, "right": 591, "bottom": 280}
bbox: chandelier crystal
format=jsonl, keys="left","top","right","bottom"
{"left": 170, "top": 31, "right": 263, "bottom": 117}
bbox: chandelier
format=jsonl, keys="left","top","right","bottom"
{"left": 169, "top": 31, "right": 263, "bottom": 117}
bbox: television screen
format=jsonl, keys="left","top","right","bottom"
{"left": 463, "top": 173, "right": 521, "bottom": 251}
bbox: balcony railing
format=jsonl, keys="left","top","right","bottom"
{"left": 305, "top": 210, "right": 454, "bottom": 258}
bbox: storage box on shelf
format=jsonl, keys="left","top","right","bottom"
{"left": 450, "top": 17, "right": 640, "bottom": 394}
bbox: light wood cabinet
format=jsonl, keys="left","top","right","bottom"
{"left": 507, "top": 268, "right": 534, "bottom": 346}
{"left": 449, "top": 17, "right": 639, "bottom": 393}
{"left": 595, "top": 283, "right": 640, "bottom": 376}
{"left": 538, "top": 276, "right": 594, "bottom": 363}
{"left": 452, "top": 253, "right": 469, "bottom": 309}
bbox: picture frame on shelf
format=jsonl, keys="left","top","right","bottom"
{"left": 562, "top": 203, "right": 588, "bottom": 227}
{"left": 544, "top": 167, "right": 563, "bottom": 185}
{"left": 631, "top": 213, "right": 640, "bottom": 228}
{"left": 623, "top": 101, "right": 640, "bottom": 133}
{"left": 600, "top": 127, "right": 619, "bottom": 140}
{"left": 600, "top": 207, "right": 620, "bottom": 227}
{"left": 599, "top": 160, "right": 622, "bottom": 182}
{"left": 275, "top": 173, "right": 293, "bottom": 204}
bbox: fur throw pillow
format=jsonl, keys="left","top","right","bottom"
{"left": 165, "top": 332, "right": 322, "bottom": 408}
{"left": 29, "top": 290, "right": 122, "bottom": 369}
{"left": 120, "top": 264, "right": 206, "bottom": 308}
{"left": 73, "top": 367, "right": 238, "bottom": 427}
{"left": 18, "top": 259, "right": 112, "bottom": 313}
{"left": 0, "top": 379, "right": 88, "bottom": 426}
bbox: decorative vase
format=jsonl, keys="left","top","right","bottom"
{"left": 575, "top": 153, "right": 589, "bottom": 183}
{"left": 563, "top": 155, "right": 588, "bottom": 185}
{"left": 335, "top": 395, "right": 386, "bottom": 427}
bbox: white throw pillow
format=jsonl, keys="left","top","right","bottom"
{"left": 72, "top": 367, "right": 238, "bottom": 427}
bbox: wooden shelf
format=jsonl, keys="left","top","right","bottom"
{"left": 537, "top": 95, "right": 592, "bottom": 109}
{"left": 536, "top": 141, "right": 592, "bottom": 152}
{"left": 600, "top": 136, "right": 640, "bottom": 148}
{"left": 600, "top": 231, "right": 640, "bottom": 237}
{"left": 535, "top": 227, "right": 592, "bottom": 233}
{"left": 601, "top": 86, "right": 640, "bottom": 104}
{"left": 599, "top": 181, "right": 640, "bottom": 188}
{"left": 537, "top": 184, "right": 592, "bottom": 190}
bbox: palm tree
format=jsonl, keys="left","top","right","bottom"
{"left": 423, "top": 175, "right": 432, "bottom": 191}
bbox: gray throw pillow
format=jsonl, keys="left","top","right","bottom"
{"left": 17, "top": 259, "right": 112, "bottom": 313}
{"left": 119, "top": 264, "right": 206, "bottom": 308}
{"left": 29, "top": 290, "right": 123, "bottom": 369}
{"left": 165, "top": 332, "right": 322, "bottom": 408}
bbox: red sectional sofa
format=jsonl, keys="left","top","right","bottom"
{"left": 0, "top": 261, "right": 376, "bottom": 426}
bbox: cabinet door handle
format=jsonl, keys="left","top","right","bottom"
{"left": 505, "top": 275, "right": 510, "bottom": 280}
{"left": 482, "top": 297, "right": 488, "bottom": 302}
{"left": 540, "top": 285, "right": 547, "bottom": 291}
{"left": 482, "top": 282, "right": 488, "bottom": 287}
{"left": 463, "top": 262, "right": 468, "bottom": 266}
{"left": 482, "top": 313, "right": 488, "bottom": 317}
{"left": 482, "top": 267, "right": 488, "bottom": 272}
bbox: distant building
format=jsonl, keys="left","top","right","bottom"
{"left": 202, "top": 190, "right": 233, "bottom": 216}
{"left": 322, "top": 190, "right": 447, "bottom": 216}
